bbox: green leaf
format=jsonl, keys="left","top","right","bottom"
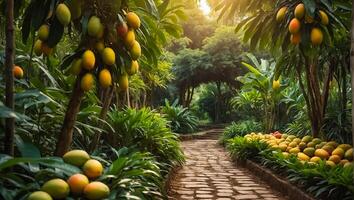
{"left": 47, "top": 17, "right": 65, "bottom": 48}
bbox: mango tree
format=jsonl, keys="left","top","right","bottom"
{"left": 13, "top": 0, "right": 184, "bottom": 156}
{"left": 215, "top": 0, "right": 351, "bottom": 138}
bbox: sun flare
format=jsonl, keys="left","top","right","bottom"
{"left": 199, "top": 0, "right": 211, "bottom": 16}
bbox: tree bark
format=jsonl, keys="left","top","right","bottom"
{"left": 350, "top": 0, "right": 354, "bottom": 183}
{"left": 350, "top": 0, "right": 354, "bottom": 166}
{"left": 54, "top": 75, "right": 85, "bottom": 156}
{"left": 4, "top": 0, "right": 15, "bottom": 156}
{"left": 89, "top": 86, "right": 115, "bottom": 152}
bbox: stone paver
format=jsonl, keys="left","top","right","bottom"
{"left": 169, "top": 130, "right": 287, "bottom": 200}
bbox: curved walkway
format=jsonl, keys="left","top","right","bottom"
{"left": 168, "top": 129, "right": 287, "bottom": 200}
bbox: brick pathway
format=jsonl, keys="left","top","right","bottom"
{"left": 168, "top": 130, "right": 287, "bottom": 200}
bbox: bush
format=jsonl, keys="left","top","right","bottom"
{"left": 0, "top": 146, "right": 166, "bottom": 200}
{"left": 160, "top": 100, "right": 198, "bottom": 134}
{"left": 219, "top": 120, "right": 262, "bottom": 145}
{"left": 107, "top": 108, "right": 185, "bottom": 168}
{"left": 226, "top": 136, "right": 268, "bottom": 161}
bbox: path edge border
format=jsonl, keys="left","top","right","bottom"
{"left": 234, "top": 159, "right": 316, "bottom": 200}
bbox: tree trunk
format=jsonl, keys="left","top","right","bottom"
{"left": 350, "top": 0, "right": 354, "bottom": 177}
{"left": 54, "top": 75, "right": 85, "bottom": 156}
{"left": 350, "top": 0, "right": 354, "bottom": 166}
{"left": 89, "top": 86, "right": 115, "bottom": 152}
{"left": 4, "top": 0, "right": 15, "bottom": 156}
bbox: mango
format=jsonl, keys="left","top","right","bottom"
{"left": 81, "top": 73, "right": 95, "bottom": 92}
{"left": 289, "top": 147, "right": 300, "bottom": 154}
{"left": 82, "top": 50, "right": 96, "bottom": 70}
{"left": 124, "top": 30, "right": 135, "bottom": 47}
{"left": 310, "top": 156, "right": 321, "bottom": 163}
{"left": 67, "top": 174, "right": 89, "bottom": 195}
{"left": 63, "top": 149, "right": 90, "bottom": 167}
{"left": 83, "top": 159, "right": 103, "bottom": 179}
{"left": 311, "top": 28, "right": 323, "bottom": 46}
{"left": 13, "top": 66, "right": 24, "bottom": 79}
{"left": 297, "top": 152, "right": 310, "bottom": 161}
{"left": 41, "top": 179, "right": 69, "bottom": 199}
{"left": 38, "top": 25, "right": 49, "bottom": 41}
{"left": 70, "top": 58, "right": 82, "bottom": 76}
{"left": 118, "top": 74, "right": 129, "bottom": 91}
{"left": 322, "top": 145, "right": 334, "bottom": 154}
{"left": 130, "top": 41, "right": 141, "bottom": 60}
{"left": 34, "top": 40, "right": 43, "bottom": 56}
{"left": 315, "top": 149, "right": 330, "bottom": 160}
{"left": 276, "top": 7, "right": 287, "bottom": 22}
{"left": 338, "top": 144, "right": 352, "bottom": 151}
{"left": 290, "top": 33, "right": 301, "bottom": 45}
{"left": 303, "top": 147, "right": 315, "bottom": 157}
{"left": 99, "top": 69, "right": 112, "bottom": 88}
{"left": 332, "top": 148, "right": 345, "bottom": 158}
{"left": 88, "top": 16, "right": 102, "bottom": 37}
{"left": 294, "top": 4, "right": 305, "bottom": 19}
{"left": 56, "top": 3, "right": 71, "bottom": 26}
{"left": 272, "top": 80, "right": 280, "bottom": 90}
{"left": 28, "top": 191, "right": 53, "bottom": 200}
{"left": 319, "top": 10, "right": 329, "bottom": 25}
{"left": 289, "top": 18, "right": 301, "bottom": 34}
{"left": 83, "top": 182, "right": 110, "bottom": 200}
{"left": 344, "top": 148, "right": 353, "bottom": 161}
{"left": 328, "top": 155, "right": 341, "bottom": 164}
{"left": 102, "top": 48, "right": 116, "bottom": 66}
{"left": 126, "top": 12, "right": 141, "bottom": 29}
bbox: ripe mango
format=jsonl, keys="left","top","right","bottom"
{"left": 344, "top": 148, "right": 353, "bottom": 161}
{"left": 63, "top": 149, "right": 90, "bottom": 167}
{"left": 328, "top": 155, "right": 341, "bottom": 164}
{"left": 82, "top": 50, "right": 96, "bottom": 70}
{"left": 13, "top": 66, "right": 24, "bottom": 79}
{"left": 290, "top": 33, "right": 301, "bottom": 45}
{"left": 102, "top": 48, "right": 116, "bottom": 66}
{"left": 99, "top": 69, "right": 112, "bottom": 88}
{"left": 319, "top": 10, "right": 329, "bottom": 25}
{"left": 38, "top": 25, "right": 49, "bottom": 41}
{"left": 310, "top": 156, "right": 321, "bottom": 163}
{"left": 116, "top": 22, "right": 128, "bottom": 38}
{"left": 28, "top": 191, "right": 53, "bottom": 200}
{"left": 289, "top": 18, "right": 301, "bottom": 34}
{"left": 56, "top": 3, "right": 71, "bottom": 26}
{"left": 83, "top": 159, "right": 103, "bottom": 179}
{"left": 294, "top": 4, "right": 305, "bottom": 19}
{"left": 272, "top": 80, "right": 280, "bottom": 90}
{"left": 41, "top": 179, "right": 70, "bottom": 199}
{"left": 67, "top": 174, "right": 89, "bottom": 195}
{"left": 338, "top": 144, "right": 352, "bottom": 151}
{"left": 88, "top": 16, "right": 103, "bottom": 38}
{"left": 311, "top": 28, "right": 323, "bottom": 46}
{"left": 126, "top": 60, "right": 139, "bottom": 75}
{"left": 289, "top": 147, "right": 300, "bottom": 154}
{"left": 276, "top": 7, "right": 287, "bottom": 22}
{"left": 297, "top": 152, "right": 310, "bottom": 161}
{"left": 118, "top": 74, "right": 129, "bottom": 91}
{"left": 83, "top": 181, "right": 110, "bottom": 200}
{"left": 130, "top": 41, "right": 141, "bottom": 60}
{"left": 344, "top": 162, "right": 353, "bottom": 168}
{"left": 332, "top": 148, "right": 345, "bottom": 158}
{"left": 124, "top": 30, "right": 135, "bottom": 47}
{"left": 322, "top": 145, "right": 334, "bottom": 154}
{"left": 301, "top": 135, "right": 312, "bottom": 143}
{"left": 325, "top": 160, "right": 336, "bottom": 168}
{"left": 126, "top": 12, "right": 141, "bottom": 29}
{"left": 81, "top": 73, "right": 95, "bottom": 92}
{"left": 70, "top": 58, "right": 82, "bottom": 76}
{"left": 314, "top": 149, "right": 329, "bottom": 160}
{"left": 312, "top": 138, "right": 322, "bottom": 144}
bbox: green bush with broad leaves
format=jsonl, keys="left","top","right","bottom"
{"left": 219, "top": 120, "right": 263, "bottom": 145}
{"left": 225, "top": 136, "right": 354, "bottom": 200}
{"left": 107, "top": 107, "right": 185, "bottom": 169}
{"left": 0, "top": 145, "right": 166, "bottom": 200}
{"left": 160, "top": 100, "right": 198, "bottom": 134}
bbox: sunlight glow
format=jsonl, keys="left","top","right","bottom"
{"left": 199, "top": 0, "right": 211, "bottom": 16}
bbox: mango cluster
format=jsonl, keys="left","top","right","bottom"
{"left": 27, "top": 150, "right": 110, "bottom": 200}
{"left": 245, "top": 132, "right": 353, "bottom": 168}
{"left": 70, "top": 11, "right": 142, "bottom": 93}
{"left": 276, "top": 4, "right": 329, "bottom": 46}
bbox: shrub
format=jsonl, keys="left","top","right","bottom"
{"left": 226, "top": 136, "right": 268, "bottom": 161}
{"left": 107, "top": 108, "right": 185, "bottom": 168}
{"left": 219, "top": 120, "right": 262, "bottom": 145}
{"left": 160, "top": 100, "right": 198, "bottom": 134}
